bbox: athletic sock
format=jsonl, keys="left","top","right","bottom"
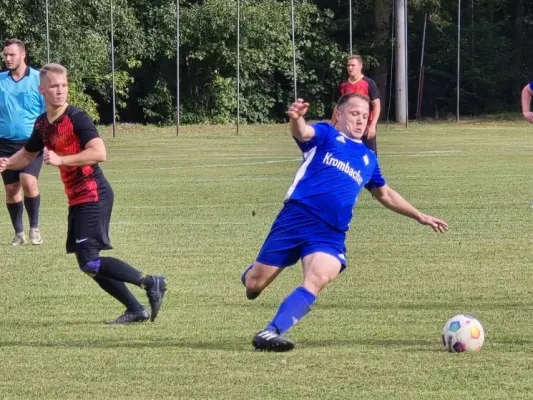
{"left": 265, "top": 286, "right": 317, "bottom": 335}
{"left": 98, "top": 257, "right": 152, "bottom": 288}
{"left": 24, "top": 195, "right": 40, "bottom": 229}
{"left": 6, "top": 202, "right": 23, "bottom": 233}
{"left": 93, "top": 275, "right": 144, "bottom": 312}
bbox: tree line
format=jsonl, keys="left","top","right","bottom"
{"left": 1, "top": 0, "right": 530, "bottom": 124}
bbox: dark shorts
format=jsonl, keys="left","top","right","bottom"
{"left": 256, "top": 201, "right": 347, "bottom": 271}
{"left": 363, "top": 126, "right": 377, "bottom": 153}
{"left": 0, "top": 139, "right": 43, "bottom": 185}
{"left": 67, "top": 195, "right": 114, "bottom": 265}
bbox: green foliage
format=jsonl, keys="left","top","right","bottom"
{"left": 68, "top": 78, "right": 100, "bottom": 122}
{"left": 1, "top": 0, "right": 530, "bottom": 122}
{"left": 130, "top": 0, "right": 346, "bottom": 124}
{"left": 138, "top": 79, "right": 175, "bottom": 125}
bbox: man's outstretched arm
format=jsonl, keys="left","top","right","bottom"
{"left": 370, "top": 184, "right": 448, "bottom": 233}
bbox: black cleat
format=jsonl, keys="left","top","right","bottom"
{"left": 146, "top": 275, "right": 167, "bottom": 322}
{"left": 106, "top": 309, "right": 150, "bottom": 325}
{"left": 246, "top": 290, "right": 261, "bottom": 300}
{"left": 252, "top": 329, "right": 295, "bottom": 352}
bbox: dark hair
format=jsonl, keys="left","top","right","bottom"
{"left": 337, "top": 92, "right": 370, "bottom": 109}
{"left": 3, "top": 38, "right": 26, "bottom": 52}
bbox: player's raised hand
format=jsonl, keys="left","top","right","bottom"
{"left": 43, "top": 147, "right": 63, "bottom": 167}
{"left": 0, "top": 157, "right": 9, "bottom": 173}
{"left": 417, "top": 213, "right": 449, "bottom": 233}
{"left": 287, "top": 98, "right": 310, "bottom": 119}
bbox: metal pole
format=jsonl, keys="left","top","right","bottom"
{"left": 45, "top": 0, "right": 50, "bottom": 62}
{"left": 236, "top": 0, "right": 240, "bottom": 135}
{"left": 291, "top": 0, "right": 297, "bottom": 101}
{"left": 349, "top": 0, "right": 352, "bottom": 55}
{"left": 111, "top": 0, "right": 116, "bottom": 138}
{"left": 395, "top": 0, "right": 407, "bottom": 124}
{"left": 386, "top": 0, "right": 395, "bottom": 122}
{"left": 176, "top": 0, "right": 180, "bottom": 136}
{"left": 457, "top": 0, "right": 461, "bottom": 123}
{"left": 404, "top": 0, "right": 408, "bottom": 128}
{"left": 416, "top": 12, "right": 427, "bottom": 119}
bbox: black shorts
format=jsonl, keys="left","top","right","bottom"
{"left": 0, "top": 139, "right": 43, "bottom": 185}
{"left": 67, "top": 196, "right": 114, "bottom": 263}
{"left": 363, "top": 126, "right": 377, "bottom": 153}
{"left": 362, "top": 135, "right": 377, "bottom": 153}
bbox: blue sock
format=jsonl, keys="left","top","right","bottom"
{"left": 266, "top": 286, "right": 317, "bottom": 335}
{"left": 241, "top": 263, "right": 254, "bottom": 286}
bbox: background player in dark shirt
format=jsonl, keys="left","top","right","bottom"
{"left": 331, "top": 55, "right": 381, "bottom": 153}
{"left": 0, "top": 64, "right": 167, "bottom": 324}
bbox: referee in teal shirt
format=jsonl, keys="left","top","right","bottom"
{"left": 0, "top": 39, "right": 45, "bottom": 246}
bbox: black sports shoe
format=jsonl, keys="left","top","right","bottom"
{"left": 146, "top": 275, "right": 167, "bottom": 322}
{"left": 106, "top": 309, "right": 150, "bottom": 325}
{"left": 252, "top": 329, "right": 295, "bottom": 352}
{"left": 246, "top": 290, "right": 261, "bottom": 300}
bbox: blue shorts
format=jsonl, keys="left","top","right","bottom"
{"left": 256, "top": 201, "right": 347, "bottom": 271}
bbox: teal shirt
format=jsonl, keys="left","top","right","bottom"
{"left": 0, "top": 68, "right": 45, "bottom": 141}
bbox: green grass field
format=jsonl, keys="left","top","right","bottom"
{"left": 1, "top": 121, "right": 533, "bottom": 399}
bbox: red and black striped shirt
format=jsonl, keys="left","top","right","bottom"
{"left": 25, "top": 106, "right": 107, "bottom": 206}
{"left": 339, "top": 76, "right": 380, "bottom": 122}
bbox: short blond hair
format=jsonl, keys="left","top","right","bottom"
{"left": 347, "top": 55, "right": 363, "bottom": 65}
{"left": 40, "top": 63, "right": 68, "bottom": 80}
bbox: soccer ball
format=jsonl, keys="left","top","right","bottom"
{"left": 441, "top": 314, "right": 485, "bottom": 352}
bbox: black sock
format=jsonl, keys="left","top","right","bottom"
{"left": 24, "top": 195, "right": 40, "bottom": 229}
{"left": 93, "top": 275, "right": 144, "bottom": 312}
{"left": 98, "top": 257, "right": 152, "bottom": 287}
{"left": 6, "top": 202, "right": 23, "bottom": 233}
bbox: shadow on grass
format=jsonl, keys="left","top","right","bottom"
{"left": 0, "top": 337, "right": 443, "bottom": 352}
{"left": 0, "top": 338, "right": 244, "bottom": 351}
{"left": 2, "top": 320, "right": 104, "bottom": 328}
{"left": 299, "top": 338, "right": 441, "bottom": 352}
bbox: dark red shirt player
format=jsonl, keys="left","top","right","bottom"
{"left": 0, "top": 63, "right": 168, "bottom": 325}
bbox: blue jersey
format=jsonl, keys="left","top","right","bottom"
{"left": 284, "top": 122, "right": 386, "bottom": 232}
{"left": 0, "top": 68, "right": 45, "bottom": 141}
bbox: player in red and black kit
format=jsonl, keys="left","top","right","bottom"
{"left": 331, "top": 55, "right": 381, "bottom": 153}
{"left": 0, "top": 64, "right": 167, "bottom": 324}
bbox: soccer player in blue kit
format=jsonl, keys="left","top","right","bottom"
{"left": 242, "top": 93, "right": 449, "bottom": 352}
